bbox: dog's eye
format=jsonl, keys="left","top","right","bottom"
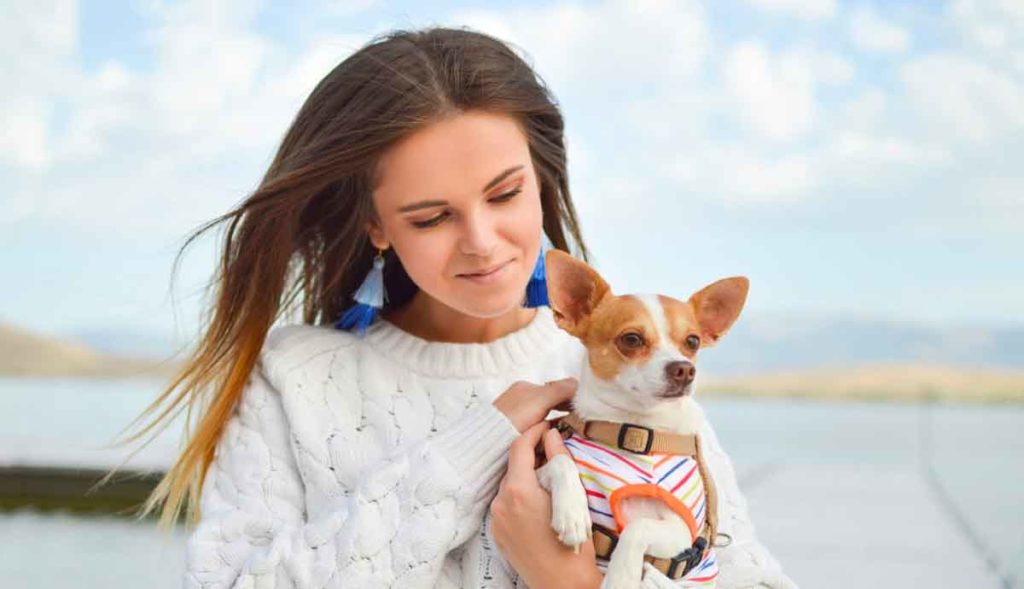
{"left": 619, "top": 332, "right": 645, "bottom": 349}
{"left": 685, "top": 334, "right": 701, "bottom": 350}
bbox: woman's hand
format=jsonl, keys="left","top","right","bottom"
{"left": 492, "top": 378, "right": 577, "bottom": 433}
{"left": 490, "top": 420, "right": 603, "bottom": 589}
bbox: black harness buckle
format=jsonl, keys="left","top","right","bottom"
{"left": 665, "top": 536, "right": 708, "bottom": 580}
{"left": 617, "top": 423, "right": 655, "bottom": 454}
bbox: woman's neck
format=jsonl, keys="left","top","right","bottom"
{"left": 382, "top": 291, "right": 538, "bottom": 344}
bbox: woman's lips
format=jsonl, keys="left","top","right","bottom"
{"left": 458, "top": 259, "right": 513, "bottom": 283}
{"left": 461, "top": 260, "right": 508, "bottom": 276}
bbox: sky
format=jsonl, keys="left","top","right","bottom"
{"left": 1, "top": 0, "right": 1022, "bottom": 347}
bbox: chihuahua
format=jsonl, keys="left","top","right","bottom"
{"left": 536, "top": 249, "right": 749, "bottom": 589}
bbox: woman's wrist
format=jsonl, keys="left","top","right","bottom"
{"left": 526, "top": 563, "right": 598, "bottom": 589}
{"left": 573, "top": 566, "right": 603, "bottom": 589}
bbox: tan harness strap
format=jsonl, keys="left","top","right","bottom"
{"left": 558, "top": 413, "right": 699, "bottom": 456}
{"left": 592, "top": 521, "right": 713, "bottom": 581}
{"left": 694, "top": 433, "right": 718, "bottom": 544}
{"left": 557, "top": 413, "right": 720, "bottom": 581}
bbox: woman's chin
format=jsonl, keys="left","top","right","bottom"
{"left": 449, "top": 287, "right": 530, "bottom": 319}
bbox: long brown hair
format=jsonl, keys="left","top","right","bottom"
{"left": 103, "top": 26, "right": 591, "bottom": 530}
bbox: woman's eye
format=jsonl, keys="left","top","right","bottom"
{"left": 490, "top": 187, "right": 521, "bottom": 203}
{"left": 412, "top": 213, "right": 448, "bottom": 229}
{"left": 411, "top": 187, "right": 521, "bottom": 229}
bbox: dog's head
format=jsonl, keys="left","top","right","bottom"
{"left": 545, "top": 249, "right": 748, "bottom": 413}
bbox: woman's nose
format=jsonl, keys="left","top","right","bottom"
{"left": 458, "top": 210, "right": 500, "bottom": 257}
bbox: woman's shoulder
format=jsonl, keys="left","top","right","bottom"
{"left": 264, "top": 322, "right": 357, "bottom": 352}
{"left": 259, "top": 323, "right": 362, "bottom": 385}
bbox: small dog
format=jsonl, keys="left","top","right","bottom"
{"left": 536, "top": 249, "right": 749, "bottom": 589}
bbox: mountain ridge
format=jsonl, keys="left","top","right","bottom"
{"left": 0, "top": 322, "right": 180, "bottom": 379}
{"left": 1, "top": 318, "right": 1021, "bottom": 402}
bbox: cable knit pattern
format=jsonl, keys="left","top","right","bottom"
{"left": 183, "top": 306, "right": 795, "bottom": 589}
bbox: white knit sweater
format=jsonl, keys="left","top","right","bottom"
{"left": 183, "top": 306, "right": 795, "bottom": 589}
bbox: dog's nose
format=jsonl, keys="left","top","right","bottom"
{"left": 666, "top": 361, "right": 696, "bottom": 387}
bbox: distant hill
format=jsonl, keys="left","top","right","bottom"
{"left": 69, "top": 326, "right": 182, "bottom": 360}
{"left": 67, "top": 313, "right": 1024, "bottom": 373}
{"left": 697, "top": 312, "right": 1024, "bottom": 376}
{"left": 4, "top": 315, "right": 1023, "bottom": 401}
{"left": 701, "top": 362, "right": 1024, "bottom": 403}
{"left": 0, "top": 322, "right": 180, "bottom": 378}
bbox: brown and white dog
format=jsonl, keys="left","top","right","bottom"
{"left": 536, "top": 249, "right": 749, "bottom": 589}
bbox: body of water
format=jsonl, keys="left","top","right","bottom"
{"left": 1, "top": 378, "right": 1021, "bottom": 587}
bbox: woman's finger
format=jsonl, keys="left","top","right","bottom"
{"left": 552, "top": 400, "right": 574, "bottom": 413}
{"left": 507, "top": 420, "right": 550, "bottom": 476}
{"left": 543, "top": 378, "right": 578, "bottom": 406}
{"left": 542, "top": 426, "right": 570, "bottom": 460}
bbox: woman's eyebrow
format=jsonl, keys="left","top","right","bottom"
{"left": 396, "top": 164, "right": 525, "bottom": 213}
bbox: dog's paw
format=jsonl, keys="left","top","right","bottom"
{"left": 550, "top": 492, "right": 592, "bottom": 550}
{"left": 542, "top": 454, "right": 592, "bottom": 551}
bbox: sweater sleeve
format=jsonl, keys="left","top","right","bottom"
{"left": 183, "top": 357, "right": 521, "bottom": 589}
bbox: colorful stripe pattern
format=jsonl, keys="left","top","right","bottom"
{"left": 563, "top": 432, "right": 719, "bottom": 586}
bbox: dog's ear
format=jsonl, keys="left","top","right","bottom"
{"left": 688, "top": 276, "right": 749, "bottom": 348}
{"left": 545, "top": 249, "right": 612, "bottom": 337}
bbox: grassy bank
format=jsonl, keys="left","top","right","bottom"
{"left": 0, "top": 466, "right": 165, "bottom": 518}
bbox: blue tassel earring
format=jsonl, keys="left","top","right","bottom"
{"left": 334, "top": 248, "right": 388, "bottom": 336}
{"left": 524, "top": 238, "right": 550, "bottom": 308}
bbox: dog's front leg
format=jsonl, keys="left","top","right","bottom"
{"left": 537, "top": 453, "right": 592, "bottom": 552}
{"left": 601, "top": 518, "right": 690, "bottom": 589}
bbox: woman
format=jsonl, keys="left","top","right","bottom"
{"left": 118, "top": 26, "right": 794, "bottom": 589}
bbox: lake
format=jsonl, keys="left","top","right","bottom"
{"left": 1, "top": 378, "right": 1021, "bottom": 588}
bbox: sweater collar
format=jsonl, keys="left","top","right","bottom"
{"left": 363, "top": 306, "right": 561, "bottom": 378}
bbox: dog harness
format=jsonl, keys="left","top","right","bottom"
{"left": 555, "top": 414, "right": 721, "bottom": 585}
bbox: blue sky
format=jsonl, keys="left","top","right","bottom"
{"left": 2, "top": 0, "right": 1022, "bottom": 346}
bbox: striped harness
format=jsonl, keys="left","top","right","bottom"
{"left": 555, "top": 414, "right": 721, "bottom": 585}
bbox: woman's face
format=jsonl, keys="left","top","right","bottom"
{"left": 366, "top": 109, "right": 544, "bottom": 319}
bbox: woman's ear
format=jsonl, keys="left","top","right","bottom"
{"left": 365, "top": 219, "right": 389, "bottom": 251}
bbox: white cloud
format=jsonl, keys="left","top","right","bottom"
{"left": 4, "top": 0, "right": 1021, "bottom": 241}
{"left": 0, "top": 0, "right": 77, "bottom": 170}
{"left": 902, "top": 53, "right": 1024, "bottom": 144}
{"left": 947, "top": 0, "right": 1024, "bottom": 64}
{"left": 55, "top": 61, "right": 136, "bottom": 161}
{"left": 746, "top": 0, "right": 835, "bottom": 21}
{"left": 968, "top": 22, "right": 1008, "bottom": 50}
{"left": 804, "top": 50, "right": 855, "bottom": 85}
{"left": 0, "top": 100, "right": 50, "bottom": 169}
{"left": 821, "top": 87, "right": 954, "bottom": 171}
{"left": 144, "top": 0, "right": 278, "bottom": 151}
{"left": 0, "top": 0, "right": 374, "bottom": 238}
{"left": 451, "top": 0, "right": 710, "bottom": 97}
{"left": 832, "top": 132, "right": 951, "bottom": 166}
{"left": 660, "top": 145, "right": 816, "bottom": 204}
{"left": 849, "top": 7, "right": 910, "bottom": 54}
{"left": 724, "top": 42, "right": 817, "bottom": 141}
{"left": 972, "top": 176, "right": 1024, "bottom": 212}
{"left": 2, "top": 0, "right": 1021, "bottom": 335}
{"left": 722, "top": 151, "right": 813, "bottom": 202}
{"left": 836, "top": 88, "right": 887, "bottom": 130}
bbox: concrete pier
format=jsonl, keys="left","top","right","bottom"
{"left": 740, "top": 464, "right": 1015, "bottom": 588}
